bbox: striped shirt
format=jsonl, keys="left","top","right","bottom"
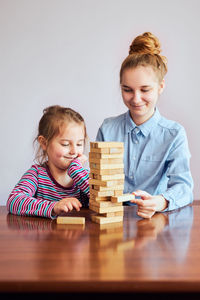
{"left": 7, "top": 159, "right": 89, "bottom": 219}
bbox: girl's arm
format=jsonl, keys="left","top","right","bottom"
{"left": 67, "top": 158, "right": 89, "bottom": 198}
{"left": 160, "top": 127, "right": 193, "bottom": 210}
{"left": 7, "top": 165, "right": 57, "bottom": 218}
{"left": 131, "top": 127, "right": 193, "bottom": 218}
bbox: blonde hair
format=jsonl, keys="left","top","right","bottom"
{"left": 120, "top": 32, "right": 168, "bottom": 83}
{"left": 34, "top": 105, "right": 87, "bottom": 165}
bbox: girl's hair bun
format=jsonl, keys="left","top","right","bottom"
{"left": 129, "top": 32, "right": 161, "bottom": 55}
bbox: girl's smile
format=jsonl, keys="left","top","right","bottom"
{"left": 121, "top": 66, "right": 164, "bottom": 125}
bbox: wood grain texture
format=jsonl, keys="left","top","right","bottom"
{"left": 0, "top": 202, "right": 200, "bottom": 293}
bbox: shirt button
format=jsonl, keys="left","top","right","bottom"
{"left": 134, "top": 127, "right": 140, "bottom": 134}
{"left": 134, "top": 140, "right": 138, "bottom": 144}
{"left": 133, "top": 156, "right": 136, "bottom": 160}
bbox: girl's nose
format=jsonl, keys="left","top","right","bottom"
{"left": 69, "top": 145, "right": 76, "bottom": 155}
{"left": 132, "top": 91, "right": 141, "bottom": 103}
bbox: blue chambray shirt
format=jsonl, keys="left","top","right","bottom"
{"left": 96, "top": 108, "right": 193, "bottom": 211}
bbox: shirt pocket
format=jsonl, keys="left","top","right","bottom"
{"left": 141, "top": 154, "right": 163, "bottom": 162}
{"left": 138, "top": 154, "right": 164, "bottom": 179}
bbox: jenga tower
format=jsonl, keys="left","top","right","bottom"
{"left": 89, "top": 141, "right": 134, "bottom": 225}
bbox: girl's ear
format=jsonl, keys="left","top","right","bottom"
{"left": 158, "top": 79, "right": 165, "bottom": 95}
{"left": 38, "top": 136, "right": 47, "bottom": 151}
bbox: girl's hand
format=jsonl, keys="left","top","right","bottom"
{"left": 130, "top": 190, "right": 168, "bottom": 219}
{"left": 52, "top": 197, "right": 82, "bottom": 216}
{"left": 77, "top": 153, "right": 88, "bottom": 165}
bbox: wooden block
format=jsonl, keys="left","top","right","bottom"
{"left": 89, "top": 204, "right": 124, "bottom": 214}
{"left": 89, "top": 152, "right": 123, "bottom": 159}
{"left": 89, "top": 163, "right": 124, "bottom": 170}
{"left": 90, "top": 173, "right": 125, "bottom": 181}
{"left": 91, "top": 215, "right": 123, "bottom": 224}
{"left": 109, "top": 148, "right": 124, "bottom": 154}
{"left": 90, "top": 168, "right": 124, "bottom": 175}
{"left": 90, "top": 189, "right": 115, "bottom": 197}
{"left": 102, "top": 211, "right": 124, "bottom": 217}
{"left": 89, "top": 157, "right": 123, "bottom": 164}
{"left": 57, "top": 216, "right": 85, "bottom": 225}
{"left": 89, "top": 178, "right": 107, "bottom": 186}
{"left": 89, "top": 178, "right": 124, "bottom": 187}
{"left": 91, "top": 184, "right": 124, "bottom": 191}
{"left": 111, "top": 193, "right": 135, "bottom": 203}
{"left": 89, "top": 148, "right": 110, "bottom": 154}
{"left": 90, "top": 142, "right": 124, "bottom": 148}
{"left": 89, "top": 200, "right": 122, "bottom": 208}
{"left": 114, "top": 190, "right": 124, "bottom": 196}
{"left": 90, "top": 194, "right": 111, "bottom": 201}
{"left": 102, "top": 212, "right": 115, "bottom": 217}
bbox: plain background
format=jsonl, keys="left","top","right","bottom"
{"left": 0, "top": 0, "right": 199, "bottom": 205}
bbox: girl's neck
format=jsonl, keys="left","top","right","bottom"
{"left": 46, "top": 162, "right": 73, "bottom": 188}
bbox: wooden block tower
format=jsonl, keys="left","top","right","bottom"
{"left": 89, "top": 141, "right": 135, "bottom": 225}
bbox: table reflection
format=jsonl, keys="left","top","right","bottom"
{"left": 5, "top": 205, "right": 193, "bottom": 280}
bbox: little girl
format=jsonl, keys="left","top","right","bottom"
{"left": 96, "top": 32, "right": 193, "bottom": 219}
{"left": 7, "top": 105, "right": 89, "bottom": 219}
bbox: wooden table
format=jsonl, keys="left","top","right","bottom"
{"left": 0, "top": 202, "right": 200, "bottom": 296}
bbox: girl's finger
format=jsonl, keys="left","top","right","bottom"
{"left": 137, "top": 211, "right": 155, "bottom": 219}
{"left": 133, "top": 190, "right": 152, "bottom": 199}
{"left": 66, "top": 202, "right": 73, "bottom": 211}
{"left": 132, "top": 199, "right": 156, "bottom": 208}
{"left": 138, "top": 207, "right": 155, "bottom": 214}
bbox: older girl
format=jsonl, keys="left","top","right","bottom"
{"left": 96, "top": 32, "right": 193, "bottom": 218}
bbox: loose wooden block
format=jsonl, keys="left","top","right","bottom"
{"left": 89, "top": 157, "right": 123, "bottom": 164}
{"left": 111, "top": 193, "right": 135, "bottom": 203}
{"left": 89, "top": 204, "right": 124, "bottom": 214}
{"left": 57, "top": 216, "right": 85, "bottom": 225}
{"left": 89, "top": 152, "right": 123, "bottom": 159}
{"left": 91, "top": 215, "right": 123, "bottom": 224}
{"left": 91, "top": 184, "right": 124, "bottom": 191}
{"left": 89, "top": 200, "right": 122, "bottom": 208}
{"left": 90, "top": 173, "right": 125, "bottom": 181}
{"left": 90, "top": 142, "right": 124, "bottom": 149}
{"left": 90, "top": 168, "right": 124, "bottom": 175}
{"left": 89, "top": 163, "right": 124, "bottom": 170}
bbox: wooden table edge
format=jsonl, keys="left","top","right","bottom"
{"left": 1, "top": 280, "right": 200, "bottom": 293}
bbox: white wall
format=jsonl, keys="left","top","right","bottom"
{"left": 0, "top": 0, "right": 199, "bottom": 204}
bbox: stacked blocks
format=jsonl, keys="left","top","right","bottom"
{"left": 89, "top": 142, "right": 135, "bottom": 224}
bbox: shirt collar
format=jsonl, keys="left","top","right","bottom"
{"left": 125, "top": 108, "right": 161, "bottom": 137}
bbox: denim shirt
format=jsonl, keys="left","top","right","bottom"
{"left": 96, "top": 108, "right": 193, "bottom": 211}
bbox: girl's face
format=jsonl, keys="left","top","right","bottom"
{"left": 44, "top": 122, "right": 85, "bottom": 171}
{"left": 121, "top": 66, "right": 164, "bottom": 125}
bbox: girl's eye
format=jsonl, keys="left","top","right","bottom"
{"left": 141, "top": 89, "right": 150, "bottom": 93}
{"left": 77, "top": 144, "right": 83, "bottom": 147}
{"left": 61, "top": 144, "right": 69, "bottom": 147}
{"left": 123, "top": 89, "right": 132, "bottom": 93}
